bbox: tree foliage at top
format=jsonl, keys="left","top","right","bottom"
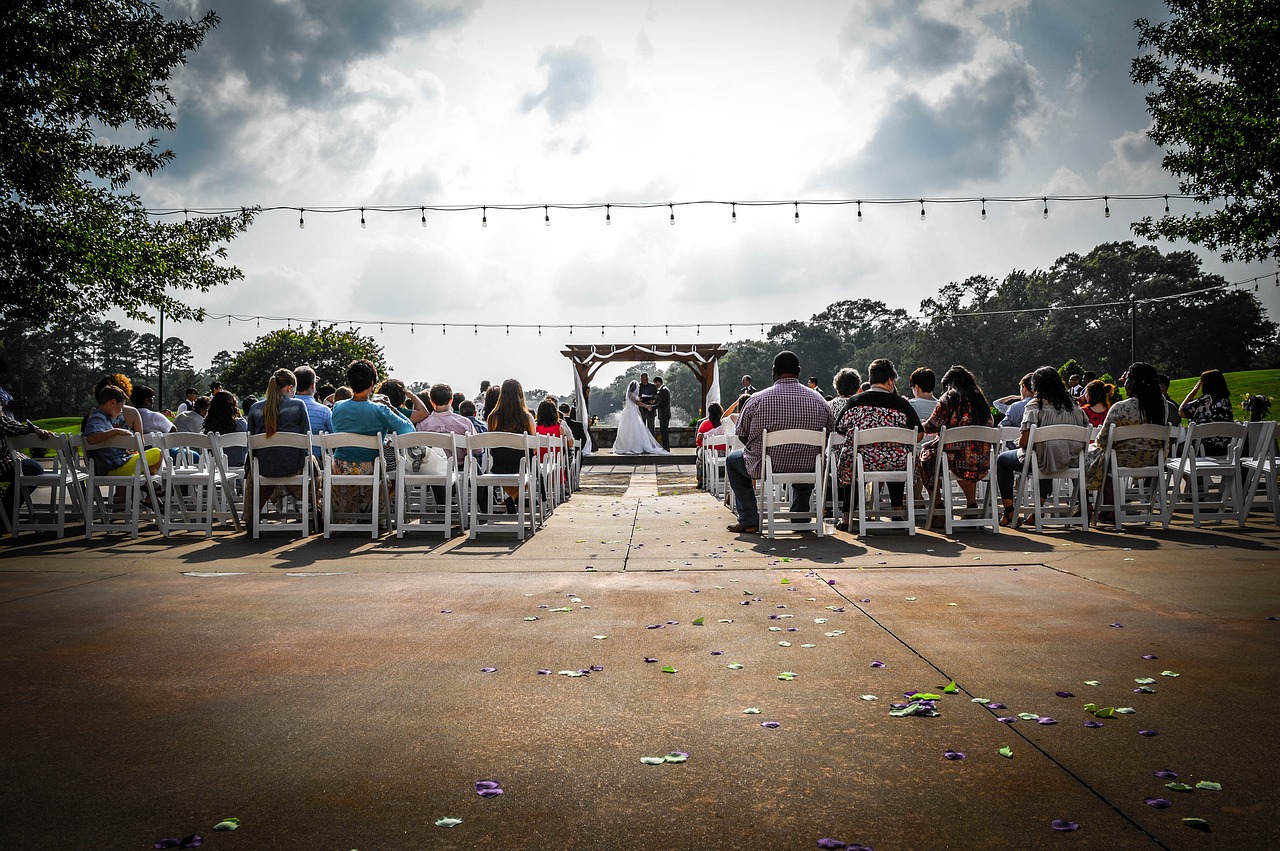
{"left": 219, "top": 325, "right": 389, "bottom": 399}
{"left": 0, "top": 0, "right": 256, "bottom": 325}
{"left": 1131, "top": 0, "right": 1280, "bottom": 262}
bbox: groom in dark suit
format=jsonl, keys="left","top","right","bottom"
{"left": 637, "top": 373, "right": 657, "bottom": 432}
{"left": 653, "top": 376, "right": 672, "bottom": 450}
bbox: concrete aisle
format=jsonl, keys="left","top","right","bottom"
{"left": 1, "top": 468, "right": 1278, "bottom": 850}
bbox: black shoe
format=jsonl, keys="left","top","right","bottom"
{"left": 504, "top": 496, "right": 517, "bottom": 514}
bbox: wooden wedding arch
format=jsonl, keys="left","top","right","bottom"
{"left": 562, "top": 342, "right": 728, "bottom": 419}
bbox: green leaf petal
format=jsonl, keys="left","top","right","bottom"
{"left": 213, "top": 818, "right": 240, "bottom": 831}
{"left": 1135, "top": 677, "right": 1157, "bottom": 684}
{"left": 661, "top": 666, "right": 678, "bottom": 674}
{"left": 1115, "top": 707, "right": 1137, "bottom": 714}
{"left": 943, "top": 681, "right": 959, "bottom": 694}
{"left": 1093, "top": 707, "right": 1116, "bottom": 717}
{"left": 640, "top": 756, "right": 666, "bottom": 765}
{"left": 1161, "top": 670, "right": 1180, "bottom": 677}
{"left": 692, "top": 617, "right": 705, "bottom": 626}
{"left": 435, "top": 817, "right": 463, "bottom": 828}
{"left": 1083, "top": 703, "right": 1097, "bottom": 713}
{"left": 971, "top": 697, "right": 990, "bottom": 704}
{"left": 1017, "top": 713, "right": 1041, "bottom": 721}
{"left": 780, "top": 578, "right": 791, "bottom": 584}
{"left": 742, "top": 707, "right": 761, "bottom": 714}
{"left": 860, "top": 694, "right": 879, "bottom": 701}
{"left": 999, "top": 745, "right": 1013, "bottom": 759}
{"left": 1195, "top": 781, "right": 1222, "bottom": 791}
{"left": 726, "top": 663, "right": 744, "bottom": 669}
{"left": 663, "top": 752, "right": 689, "bottom": 763}
{"left": 1166, "top": 782, "right": 1194, "bottom": 792}
{"left": 1083, "top": 680, "right": 1102, "bottom": 686}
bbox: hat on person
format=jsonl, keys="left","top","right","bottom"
{"left": 773, "top": 351, "right": 801, "bottom": 375}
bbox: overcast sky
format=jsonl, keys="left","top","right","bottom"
{"left": 126, "top": 0, "right": 1279, "bottom": 396}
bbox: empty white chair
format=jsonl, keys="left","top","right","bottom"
{"left": 84, "top": 432, "right": 166, "bottom": 540}
{"left": 824, "top": 431, "right": 845, "bottom": 525}
{"left": 318, "top": 432, "right": 390, "bottom": 538}
{"left": 392, "top": 431, "right": 464, "bottom": 538}
{"left": 701, "top": 433, "right": 730, "bottom": 499}
{"left": 466, "top": 432, "right": 536, "bottom": 539}
{"left": 850, "top": 426, "right": 919, "bottom": 536}
{"left": 1093, "top": 423, "right": 1171, "bottom": 530}
{"left": 1166, "top": 421, "right": 1248, "bottom": 526}
{"left": 1241, "top": 420, "right": 1278, "bottom": 524}
{"left": 247, "top": 432, "right": 316, "bottom": 538}
{"left": 925, "top": 425, "right": 1002, "bottom": 534}
{"left": 1020, "top": 424, "right": 1091, "bottom": 532}
{"left": 159, "top": 432, "right": 239, "bottom": 537}
{"left": 757, "top": 428, "right": 827, "bottom": 538}
{"left": 6, "top": 433, "right": 87, "bottom": 538}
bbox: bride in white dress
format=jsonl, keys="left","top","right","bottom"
{"left": 613, "top": 380, "right": 671, "bottom": 455}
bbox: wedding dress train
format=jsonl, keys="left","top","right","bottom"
{"left": 613, "top": 381, "right": 671, "bottom": 455}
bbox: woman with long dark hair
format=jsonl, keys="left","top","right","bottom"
{"left": 203, "top": 390, "right": 249, "bottom": 467}
{"left": 1179, "top": 368, "right": 1233, "bottom": 455}
{"left": 995, "top": 366, "right": 1089, "bottom": 527}
{"left": 917, "top": 365, "right": 994, "bottom": 509}
{"left": 486, "top": 378, "right": 536, "bottom": 513}
{"left": 1081, "top": 380, "right": 1111, "bottom": 427}
{"left": 1086, "top": 362, "right": 1168, "bottom": 504}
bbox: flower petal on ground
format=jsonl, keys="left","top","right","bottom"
{"left": 661, "top": 666, "right": 678, "bottom": 674}
{"left": 1166, "top": 782, "right": 1193, "bottom": 792}
{"left": 212, "top": 818, "right": 240, "bottom": 831}
{"left": 1139, "top": 729, "right": 1159, "bottom": 736}
{"left": 1182, "top": 818, "right": 1211, "bottom": 832}
{"left": 1018, "top": 713, "right": 1041, "bottom": 721}
{"left": 1161, "top": 670, "right": 1180, "bottom": 678}
{"left": 870, "top": 661, "right": 886, "bottom": 668}
{"left": 1051, "top": 820, "right": 1079, "bottom": 831}
{"left": 1195, "top": 781, "right": 1222, "bottom": 791}
{"left": 999, "top": 745, "right": 1013, "bottom": 759}
{"left": 1145, "top": 797, "right": 1172, "bottom": 808}
{"left": 997, "top": 717, "right": 1017, "bottom": 724}
{"left": 1084, "top": 680, "right": 1102, "bottom": 686}
{"left": 1037, "top": 717, "right": 1058, "bottom": 725}
{"left": 743, "top": 707, "right": 761, "bottom": 714}
{"left": 480, "top": 667, "right": 497, "bottom": 673}
{"left": 944, "top": 750, "right": 966, "bottom": 760}
{"left": 664, "top": 751, "right": 689, "bottom": 763}
{"left": 860, "top": 695, "right": 879, "bottom": 701}
{"left": 761, "top": 721, "right": 781, "bottom": 728}
{"left": 1135, "top": 677, "right": 1157, "bottom": 685}
{"left": 816, "top": 840, "right": 847, "bottom": 850}
{"left": 1056, "top": 691, "right": 1075, "bottom": 698}
{"left": 640, "top": 756, "right": 666, "bottom": 765}
{"left": 1084, "top": 720, "right": 1104, "bottom": 728}
{"left": 1153, "top": 770, "right": 1179, "bottom": 779}
{"left": 435, "top": 817, "right": 463, "bottom": 828}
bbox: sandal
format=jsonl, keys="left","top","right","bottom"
{"left": 835, "top": 519, "right": 849, "bottom": 532}
{"left": 726, "top": 522, "right": 759, "bottom": 534}
{"left": 999, "top": 505, "right": 1017, "bottom": 528}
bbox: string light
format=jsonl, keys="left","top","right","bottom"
{"left": 1164, "top": 195, "right": 1170, "bottom": 214}
{"left": 544, "top": 205, "right": 550, "bottom": 227}
{"left": 360, "top": 207, "right": 366, "bottom": 229}
{"left": 919, "top": 200, "right": 926, "bottom": 221}
{"left": 794, "top": 202, "right": 799, "bottom": 224}
{"left": 298, "top": 208, "right": 305, "bottom": 229}
{"left": 420, "top": 206, "right": 426, "bottom": 227}
{"left": 1043, "top": 197, "right": 1049, "bottom": 219}
{"left": 980, "top": 198, "right": 987, "bottom": 220}
{"left": 605, "top": 204, "right": 611, "bottom": 226}
{"left": 669, "top": 204, "right": 675, "bottom": 226}
{"left": 474, "top": 324, "right": 478, "bottom": 335}
{"left": 856, "top": 201, "right": 862, "bottom": 222}
{"left": 481, "top": 206, "right": 487, "bottom": 228}
{"left": 1104, "top": 196, "right": 1110, "bottom": 218}
{"left": 731, "top": 202, "right": 737, "bottom": 223}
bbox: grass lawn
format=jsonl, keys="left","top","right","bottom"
{"left": 31, "top": 416, "right": 84, "bottom": 434}
{"left": 1166, "top": 369, "right": 1280, "bottom": 421}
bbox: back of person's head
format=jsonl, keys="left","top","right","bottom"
{"left": 1082, "top": 371, "right": 1096, "bottom": 383}
{"left": 736, "top": 393, "right": 751, "bottom": 410}
{"left": 1124, "top": 362, "right": 1166, "bottom": 425}
{"left": 1157, "top": 373, "right": 1172, "bottom": 393}
{"left": 773, "top": 350, "right": 801, "bottom": 377}
{"left": 130, "top": 385, "right": 156, "bottom": 409}
{"left": 184, "top": 386, "right": 197, "bottom": 398}
{"left": 536, "top": 398, "right": 559, "bottom": 427}
{"left": 940, "top": 365, "right": 987, "bottom": 414}
{"left": 316, "top": 383, "right": 335, "bottom": 401}
{"left": 378, "top": 379, "right": 407, "bottom": 408}
{"left": 480, "top": 380, "right": 490, "bottom": 393}
{"left": 452, "top": 392, "right": 465, "bottom": 411}
{"left": 833, "top": 367, "right": 862, "bottom": 397}
{"left": 1199, "top": 369, "right": 1229, "bottom": 399}
{"left": 97, "top": 385, "right": 126, "bottom": 405}
{"left": 263, "top": 368, "right": 296, "bottom": 437}
{"left": 484, "top": 385, "right": 501, "bottom": 414}
{"left": 194, "top": 396, "right": 211, "bottom": 416}
{"left": 909, "top": 367, "right": 935, "bottom": 393}
{"left": 708, "top": 402, "right": 723, "bottom": 427}
{"left": 429, "top": 383, "right": 453, "bottom": 407}
{"left": 488, "top": 378, "right": 529, "bottom": 432}
{"left": 333, "top": 386, "right": 353, "bottom": 402}
{"left": 1032, "top": 366, "right": 1074, "bottom": 412}
{"left": 345, "top": 359, "right": 379, "bottom": 394}
{"left": 1084, "top": 380, "right": 1109, "bottom": 406}
{"left": 558, "top": 403, "right": 572, "bottom": 417}
{"left": 859, "top": 381, "right": 871, "bottom": 392}
{"left": 460, "top": 400, "right": 478, "bottom": 418}
{"left": 95, "top": 373, "right": 133, "bottom": 399}
{"left": 867, "top": 359, "right": 897, "bottom": 386}
{"left": 294, "top": 366, "right": 317, "bottom": 394}
{"left": 1020, "top": 373, "right": 1034, "bottom": 393}
{"left": 204, "top": 391, "right": 239, "bottom": 434}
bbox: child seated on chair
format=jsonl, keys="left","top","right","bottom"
{"left": 83, "top": 385, "right": 163, "bottom": 478}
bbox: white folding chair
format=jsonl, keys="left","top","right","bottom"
{"left": 701, "top": 434, "right": 730, "bottom": 499}
{"left": 824, "top": 431, "right": 845, "bottom": 525}
{"left": 1242, "top": 420, "right": 1278, "bottom": 525}
{"left": 1020, "top": 424, "right": 1091, "bottom": 532}
{"left": 925, "top": 425, "right": 1002, "bottom": 534}
{"left": 247, "top": 432, "right": 316, "bottom": 538}
{"left": 6, "top": 433, "right": 87, "bottom": 538}
{"left": 466, "top": 432, "right": 536, "bottom": 539}
{"left": 318, "top": 432, "right": 391, "bottom": 538}
{"left": 392, "top": 431, "right": 464, "bottom": 538}
{"left": 159, "top": 432, "right": 238, "bottom": 537}
{"left": 1091, "top": 423, "right": 1170, "bottom": 530}
{"left": 851, "top": 427, "right": 919, "bottom": 536}
{"left": 757, "top": 428, "right": 827, "bottom": 538}
{"left": 84, "top": 432, "right": 165, "bottom": 540}
{"left": 1166, "top": 421, "right": 1248, "bottom": 527}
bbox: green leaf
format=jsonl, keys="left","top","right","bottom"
{"left": 640, "top": 756, "right": 665, "bottom": 765}
{"left": 999, "top": 745, "right": 1013, "bottom": 759}
{"left": 1195, "top": 781, "right": 1222, "bottom": 791}
{"left": 1114, "top": 707, "right": 1136, "bottom": 714}
{"left": 661, "top": 666, "right": 678, "bottom": 674}
{"left": 692, "top": 617, "right": 705, "bottom": 626}
{"left": 213, "top": 818, "right": 240, "bottom": 831}
{"left": 664, "top": 752, "right": 688, "bottom": 763}
{"left": 910, "top": 692, "right": 942, "bottom": 701}
{"left": 1083, "top": 680, "right": 1102, "bottom": 686}
{"left": 1135, "top": 677, "right": 1157, "bottom": 685}
{"left": 971, "top": 698, "right": 990, "bottom": 704}
{"left": 1161, "top": 670, "right": 1180, "bottom": 678}
{"left": 780, "top": 578, "right": 791, "bottom": 584}
{"left": 1017, "top": 713, "right": 1040, "bottom": 721}
{"left": 860, "top": 695, "right": 879, "bottom": 701}
{"left": 1083, "top": 703, "right": 1097, "bottom": 713}
{"left": 943, "top": 681, "right": 959, "bottom": 694}
{"left": 435, "top": 817, "right": 463, "bottom": 828}
{"left": 742, "top": 707, "right": 761, "bottom": 714}
{"left": 726, "top": 663, "right": 744, "bottom": 670}
{"left": 1166, "top": 782, "right": 1194, "bottom": 792}
{"left": 1093, "top": 707, "right": 1116, "bottom": 718}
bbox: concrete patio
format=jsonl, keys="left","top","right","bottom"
{"left": 2, "top": 465, "right": 1277, "bottom": 850}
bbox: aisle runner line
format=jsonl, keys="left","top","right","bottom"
{"left": 621, "top": 467, "right": 659, "bottom": 572}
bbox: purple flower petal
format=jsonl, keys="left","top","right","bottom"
{"left": 440, "top": 609, "right": 453, "bottom": 614}
{"left": 1142, "top": 654, "right": 1158, "bottom": 660}
{"left": 477, "top": 787, "right": 504, "bottom": 798}
{"left": 643, "top": 657, "right": 658, "bottom": 663}
{"left": 740, "top": 600, "right": 752, "bottom": 606}
{"left": 1084, "top": 720, "right": 1104, "bottom": 728}
{"left": 1038, "top": 717, "right": 1058, "bottom": 725}
{"left": 997, "top": 716, "right": 1017, "bottom": 723}
{"left": 537, "top": 604, "right": 548, "bottom": 609}
{"left": 1110, "top": 623, "right": 1124, "bottom": 628}
{"left": 155, "top": 841, "right": 181, "bottom": 849}
{"left": 1154, "top": 770, "right": 1179, "bottom": 779}
{"left": 480, "top": 667, "right": 497, "bottom": 673}
{"left": 787, "top": 627, "right": 800, "bottom": 632}
{"left": 1139, "top": 729, "right": 1159, "bottom": 737}
{"left": 988, "top": 702, "right": 1006, "bottom": 710}
{"left": 870, "top": 660, "right": 886, "bottom": 668}
{"left": 859, "top": 598, "right": 870, "bottom": 603}
{"left": 776, "top": 604, "right": 787, "bottom": 609}
{"left": 1055, "top": 691, "right": 1075, "bottom": 698}
{"left": 590, "top": 665, "right": 604, "bottom": 672}
{"left": 816, "top": 840, "right": 847, "bottom": 850}
{"left": 710, "top": 651, "right": 724, "bottom": 656}
{"left": 667, "top": 620, "right": 679, "bottom": 625}
{"left": 536, "top": 669, "right": 552, "bottom": 675}
{"left": 831, "top": 606, "right": 845, "bottom": 612}
{"left": 476, "top": 780, "right": 500, "bottom": 789}
{"left": 769, "top": 614, "right": 781, "bottom": 620}
{"left": 827, "top": 579, "right": 837, "bottom": 585}
{"left": 1051, "top": 820, "right": 1079, "bottom": 831}
{"left": 761, "top": 721, "right": 781, "bottom": 728}
{"left": 180, "top": 837, "right": 203, "bottom": 849}
{"left": 944, "top": 750, "right": 966, "bottom": 760}
{"left": 1145, "top": 797, "right": 1173, "bottom": 809}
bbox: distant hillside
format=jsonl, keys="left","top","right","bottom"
{"left": 1166, "top": 369, "right": 1279, "bottom": 421}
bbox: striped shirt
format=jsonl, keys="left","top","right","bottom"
{"left": 737, "top": 378, "right": 835, "bottom": 478}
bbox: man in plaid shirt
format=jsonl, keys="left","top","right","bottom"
{"left": 725, "top": 350, "right": 835, "bottom": 533}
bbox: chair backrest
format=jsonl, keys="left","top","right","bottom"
{"left": 1000, "top": 425, "right": 1021, "bottom": 444}
{"left": 762, "top": 428, "right": 827, "bottom": 451}
{"left": 217, "top": 431, "right": 248, "bottom": 449}
{"left": 392, "top": 431, "right": 456, "bottom": 452}
{"left": 8, "top": 432, "right": 65, "bottom": 458}
{"left": 317, "top": 432, "right": 384, "bottom": 453}
{"left": 467, "top": 431, "right": 532, "bottom": 453}
{"left": 161, "top": 431, "right": 216, "bottom": 453}
{"left": 1105, "top": 423, "right": 1171, "bottom": 446}
{"left": 248, "top": 432, "right": 313, "bottom": 452}
{"left": 937, "top": 425, "right": 1002, "bottom": 447}
{"left": 1244, "top": 420, "right": 1277, "bottom": 460}
{"left": 1026, "top": 424, "right": 1091, "bottom": 445}
{"left": 83, "top": 432, "right": 148, "bottom": 475}
{"left": 852, "top": 426, "right": 918, "bottom": 447}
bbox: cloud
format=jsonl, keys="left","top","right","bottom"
{"left": 520, "top": 36, "right": 607, "bottom": 123}
{"left": 854, "top": 12, "right": 977, "bottom": 74}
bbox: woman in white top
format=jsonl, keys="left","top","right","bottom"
{"left": 613, "top": 380, "right": 670, "bottom": 455}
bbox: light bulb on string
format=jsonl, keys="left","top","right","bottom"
{"left": 794, "top": 202, "right": 799, "bottom": 224}
{"left": 856, "top": 201, "right": 862, "bottom": 222}
{"left": 669, "top": 204, "right": 675, "bottom": 226}
{"left": 420, "top": 207, "right": 426, "bottom": 228}
{"left": 570, "top": 325, "right": 573, "bottom": 336}
{"left": 505, "top": 325, "right": 509, "bottom": 335}
{"left": 696, "top": 324, "right": 701, "bottom": 335}
{"left": 729, "top": 324, "right": 734, "bottom": 336}
{"left": 442, "top": 324, "right": 446, "bottom": 335}
{"left": 980, "top": 199, "right": 986, "bottom": 220}
{"left": 256, "top": 317, "right": 260, "bottom": 328}
{"left": 544, "top": 205, "right": 550, "bottom": 227}
{"left": 298, "top": 208, "right": 305, "bottom": 229}
{"left": 481, "top": 206, "right": 487, "bottom": 228}
{"left": 1164, "top": 195, "right": 1170, "bottom": 215}
{"left": 410, "top": 324, "right": 414, "bottom": 334}
{"left": 380, "top": 323, "right": 384, "bottom": 333}
{"left": 1043, "top": 197, "right": 1049, "bottom": 219}
{"left": 1104, "top": 196, "right": 1110, "bottom": 218}
{"left": 664, "top": 325, "right": 668, "bottom": 336}
{"left": 605, "top": 204, "right": 611, "bottom": 226}
{"left": 919, "top": 200, "right": 925, "bottom": 221}
{"left": 731, "top": 202, "right": 737, "bottom": 223}
{"left": 537, "top": 325, "right": 542, "bottom": 336}
{"left": 360, "top": 208, "right": 366, "bottom": 229}
{"left": 600, "top": 326, "right": 605, "bottom": 336}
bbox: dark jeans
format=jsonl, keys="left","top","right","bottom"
{"left": 996, "top": 449, "right": 1051, "bottom": 502}
{"left": 726, "top": 450, "right": 813, "bottom": 527}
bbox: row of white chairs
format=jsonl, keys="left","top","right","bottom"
{"left": 694, "top": 420, "right": 1280, "bottom": 536}
{"left": 3, "top": 429, "right": 575, "bottom": 541}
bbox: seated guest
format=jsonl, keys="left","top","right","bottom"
{"left": 331, "top": 386, "right": 353, "bottom": 404}
{"left": 130, "top": 385, "right": 174, "bottom": 434}
{"left": 1086, "top": 363, "right": 1167, "bottom": 517}
{"left": 834, "top": 358, "right": 923, "bottom": 531}
{"left": 725, "top": 351, "right": 835, "bottom": 534}
{"left": 908, "top": 367, "right": 939, "bottom": 420}
{"left": 473, "top": 380, "right": 491, "bottom": 416}
{"left": 173, "top": 396, "right": 210, "bottom": 433}
{"left": 175, "top": 387, "right": 199, "bottom": 415}
{"left": 203, "top": 390, "right": 249, "bottom": 467}
{"left": 483, "top": 385, "right": 501, "bottom": 421}
{"left": 330, "top": 359, "right": 415, "bottom": 518}
{"left": 993, "top": 373, "right": 1034, "bottom": 431}
{"left": 451, "top": 391, "right": 466, "bottom": 413}
{"left": 316, "top": 383, "right": 337, "bottom": 408}
{"left": 245, "top": 369, "right": 316, "bottom": 530}
{"left": 558, "top": 403, "right": 585, "bottom": 445}
{"left": 83, "top": 385, "right": 163, "bottom": 478}
{"left": 294, "top": 366, "right": 333, "bottom": 462}
{"left": 462, "top": 400, "right": 488, "bottom": 433}
{"left": 829, "top": 368, "right": 861, "bottom": 423}
{"left": 486, "top": 378, "right": 537, "bottom": 514}
{"left": 995, "top": 367, "right": 1088, "bottom": 527}
{"left": 378, "top": 378, "right": 429, "bottom": 425}
{"left": 917, "top": 365, "right": 994, "bottom": 510}
{"left": 1157, "top": 373, "right": 1181, "bottom": 426}
{"left": 1179, "top": 368, "right": 1233, "bottom": 455}
{"left": 93, "top": 374, "right": 143, "bottom": 434}
{"left": 1, "top": 399, "right": 56, "bottom": 521}
{"left": 535, "top": 398, "right": 573, "bottom": 453}
{"left": 417, "top": 383, "right": 476, "bottom": 469}
{"left": 695, "top": 402, "right": 725, "bottom": 448}
{"left": 1081, "top": 380, "right": 1111, "bottom": 427}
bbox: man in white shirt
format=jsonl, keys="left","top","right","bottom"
{"left": 173, "top": 396, "right": 209, "bottom": 433}
{"left": 908, "top": 367, "right": 939, "bottom": 420}
{"left": 175, "top": 387, "right": 198, "bottom": 415}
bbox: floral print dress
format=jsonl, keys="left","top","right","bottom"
{"left": 917, "top": 390, "right": 994, "bottom": 491}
